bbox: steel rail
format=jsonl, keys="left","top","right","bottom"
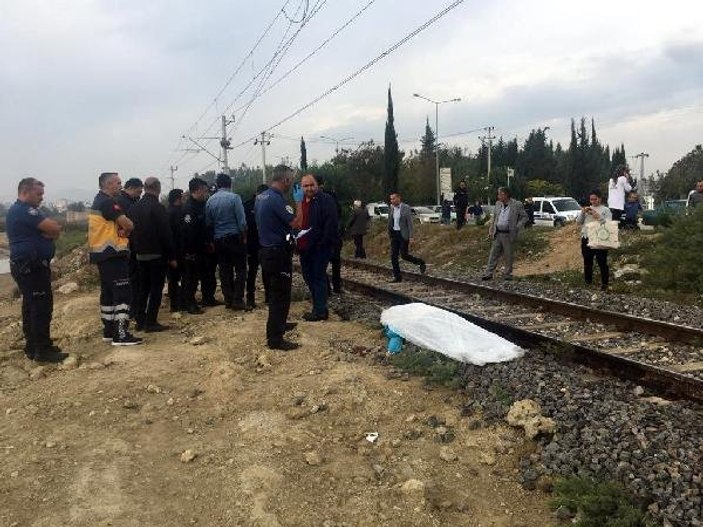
{"left": 341, "top": 258, "right": 703, "bottom": 346}
{"left": 340, "top": 271, "right": 703, "bottom": 404}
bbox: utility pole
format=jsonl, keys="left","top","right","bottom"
{"left": 169, "top": 165, "right": 178, "bottom": 190}
{"left": 254, "top": 132, "right": 272, "bottom": 184}
{"left": 479, "top": 126, "right": 495, "bottom": 203}
{"left": 220, "top": 115, "right": 234, "bottom": 173}
{"left": 633, "top": 152, "right": 649, "bottom": 183}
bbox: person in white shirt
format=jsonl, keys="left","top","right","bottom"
{"left": 607, "top": 165, "right": 632, "bottom": 222}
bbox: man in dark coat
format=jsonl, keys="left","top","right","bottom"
{"left": 347, "top": 200, "right": 370, "bottom": 258}
{"left": 116, "top": 178, "right": 143, "bottom": 317}
{"left": 243, "top": 184, "right": 270, "bottom": 309}
{"left": 180, "top": 177, "right": 210, "bottom": 314}
{"left": 453, "top": 180, "right": 469, "bottom": 230}
{"left": 167, "top": 189, "right": 184, "bottom": 311}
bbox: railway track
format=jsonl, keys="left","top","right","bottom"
{"left": 339, "top": 258, "right": 703, "bottom": 404}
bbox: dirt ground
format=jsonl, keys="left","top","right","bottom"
{"left": 513, "top": 224, "right": 582, "bottom": 277}
{"left": 0, "top": 269, "right": 558, "bottom": 526}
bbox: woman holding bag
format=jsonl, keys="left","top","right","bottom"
{"left": 577, "top": 189, "right": 612, "bottom": 291}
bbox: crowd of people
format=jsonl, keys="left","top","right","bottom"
{"left": 6, "top": 167, "right": 703, "bottom": 363}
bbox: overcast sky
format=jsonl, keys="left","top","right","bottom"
{"left": 2, "top": 0, "right": 702, "bottom": 202}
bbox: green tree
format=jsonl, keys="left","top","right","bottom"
{"left": 383, "top": 85, "right": 400, "bottom": 197}
{"left": 656, "top": 144, "right": 703, "bottom": 201}
{"left": 300, "top": 136, "right": 308, "bottom": 171}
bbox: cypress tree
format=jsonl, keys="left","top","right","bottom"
{"left": 383, "top": 85, "right": 400, "bottom": 196}
{"left": 300, "top": 136, "right": 308, "bottom": 171}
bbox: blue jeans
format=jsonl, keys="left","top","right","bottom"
{"left": 300, "top": 247, "right": 331, "bottom": 316}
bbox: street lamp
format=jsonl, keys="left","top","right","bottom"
{"left": 413, "top": 93, "right": 461, "bottom": 205}
{"left": 319, "top": 135, "right": 355, "bottom": 153}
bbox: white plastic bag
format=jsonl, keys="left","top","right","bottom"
{"left": 380, "top": 303, "right": 524, "bottom": 366}
{"left": 587, "top": 221, "right": 620, "bottom": 250}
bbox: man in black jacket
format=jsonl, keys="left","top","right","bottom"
{"left": 297, "top": 174, "right": 339, "bottom": 321}
{"left": 243, "top": 184, "right": 270, "bottom": 309}
{"left": 116, "top": 178, "right": 143, "bottom": 317}
{"left": 180, "top": 177, "right": 210, "bottom": 314}
{"left": 167, "top": 189, "right": 184, "bottom": 311}
{"left": 453, "top": 180, "right": 469, "bottom": 230}
{"left": 317, "top": 176, "right": 343, "bottom": 294}
{"left": 128, "top": 177, "right": 176, "bottom": 332}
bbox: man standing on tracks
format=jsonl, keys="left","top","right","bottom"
{"left": 206, "top": 173, "right": 248, "bottom": 311}
{"left": 388, "top": 192, "right": 426, "bottom": 283}
{"left": 128, "top": 177, "right": 176, "bottom": 332}
{"left": 297, "top": 174, "right": 339, "bottom": 321}
{"left": 482, "top": 187, "right": 528, "bottom": 281}
{"left": 89, "top": 172, "right": 142, "bottom": 345}
{"left": 7, "top": 177, "right": 67, "bottom": 362}
{"left": 453, "top": 180, "right": 469, "bottom": 230}
{"left": 255, "top": 165, "right": 303, "bottom": 350}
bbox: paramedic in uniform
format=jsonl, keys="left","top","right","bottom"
{"left": 254, "top": 165, "right": 303, "bottom": 351}
{"left": 88, "top": 172, "right": 142, "bottom": 346}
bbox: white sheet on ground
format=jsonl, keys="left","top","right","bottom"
{"left": 380, "top": 303, "right": 524, "bottom": 366}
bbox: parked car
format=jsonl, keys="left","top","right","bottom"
{"left": 411, "top": 206, "right": 441, "bottom": 224}
{"left": 366, "top": 201, "right": 390, "bottom": 220}
{"left": 531, "top": 196, "right": 581, "bottom": 227}
{"left": 429, "top": 204, "right": 457, "bottom": 222}
{"left": 642, "top": 199, "right": 688, "bottom": 226}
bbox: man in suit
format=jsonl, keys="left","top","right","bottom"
{"left": 482, "top": 187, "right": 528, "bottom": 281}
{"left": 388, "top": 192, "right": 426, "bottom": 282}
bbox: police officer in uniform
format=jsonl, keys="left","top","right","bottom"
{"left": 255, "top": 165, "right": 303, "bottom": 350}
{"left": 180, "top": 177, "right": 210, "bottom": 314}
{"left": 7, "top": 178, "right": 67, "bottom": 362}
{"left": 89, "top": 172, "right": 142, "bottom": 345}
{"left": 243, "top": 184, "right": 270, "bottom": 309}
{"left": 116, "top": 178, "right": 143, "bottom": 317}
{"left": 167, "top": 188, "right": 184, "bottom": 311}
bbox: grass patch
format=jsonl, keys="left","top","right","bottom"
{"left": 388, "top": 345, "right": 461, "bottom": 388}
{"left": 56, "top": 222, "right": 87, "bottom": 256}
{"left": 551, "top": 477, "right": 646, "bottom": 527}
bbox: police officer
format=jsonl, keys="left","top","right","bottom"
{"left": 205, "top": 173, "right": 248, "bottom": 310}
{"left": 89, "top": 172, "right": 142, "bottom": 345}
{"left": 243, "top": 184, "right": 270, "bottom": 309}
{"left": 255, "top": 165, "right": 303, "bottom": 350}
{"left": 180, "top": 177, "right": 210, "bottom": 314}
{"left": 7, "top": 178, "right": 67, "bottom": 362}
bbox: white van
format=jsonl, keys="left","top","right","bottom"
{"left": 366, "top": 201, "right": 390, "bottom": 220}
{"left": 531, "top": 196, "right": 581, "bottom": 227}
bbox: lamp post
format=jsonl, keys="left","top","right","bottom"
{"left": 319, "top": 135, "right": 354, "bottom": 153}
{"left": 413, "top": 93, "right": 461, "bottom": 204}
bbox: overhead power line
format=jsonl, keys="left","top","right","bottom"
{"left": 231, "top": 0, "right": 467, "bottom": 150}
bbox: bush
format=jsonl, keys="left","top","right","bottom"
{"left": 643, "top": 206, "right": 703, "bottom": 293}
{"left": 551, "top": 477, "right": 646, "bottom": 527}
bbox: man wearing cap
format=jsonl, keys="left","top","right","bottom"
{"left": 89, "top": 172, "right": 142, "bottom": 345}
{"left": 205, "top": 173, "right": 248, "bottom": 310}
{"left": 128, "top": 177, "right": 176, "bottom": 332}
{"left": 7, "top": 178, "right": 67, "bottom": 362}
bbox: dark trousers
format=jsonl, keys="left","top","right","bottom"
{"left": 202, "top": 252, "right": 218, "bottom": 303}
{"left": 11, "top": 260, "right": 53, "bottom": 352}
{"left": 127, "top": 252, "right": 138, "bottom": 318}
{"left": 352, "top": 235, "right": 366, "bottom": 258}
{"left": 456, "top": 206, "right": 467, "bottom": 229}
{"left": 182, "top": 253, "right": 205, "bottom": 309}
{"left": 215, "top": 235, "right": 247, "bottom": 307}
{"left": 390, "top": 230, "right": 424, "bottom": 279}
{"left": 259, "top": 247, "right": 292, "bottom": 343}
{"left": 609, "top": 208, "right": 623, "bottom": 222}
{"left": 134, "top": 258, "right": 167, "bottom": 326}
{"left": 300, "top": 247, "right": 332, "bottom": 316}
{"left": 246, "top": 250, "right": 270, "bottom": 304}
{"left": 97, "top": 258, "right": 131, "bottom": 339}
{"left": 581, "top": 238, "right": 609, "bottom": 287}
{"left": 329, "top": 239, "right": 342, "bottom": 293}
{"left": 167, "top": 260, "right": 183, "bottom": 311}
